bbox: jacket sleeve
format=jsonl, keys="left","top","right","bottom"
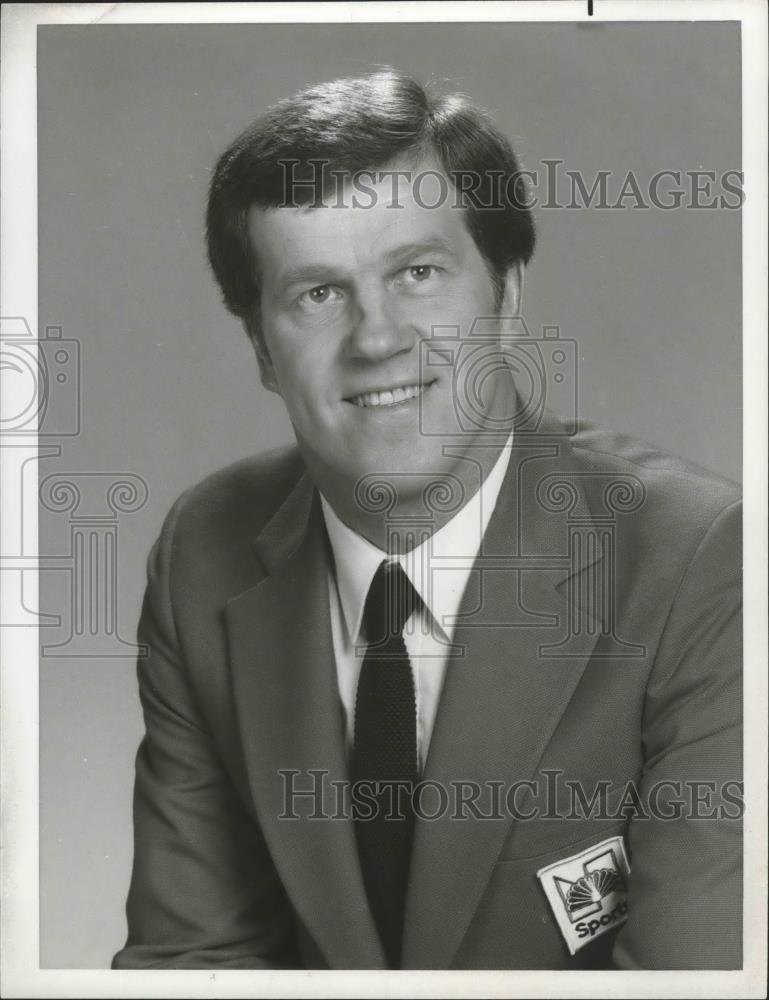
{"left": 112, "top": 496, "right": 300, "bottom": 969}
{"left": 613, "top": 498, "right": 743, "bottom": 969}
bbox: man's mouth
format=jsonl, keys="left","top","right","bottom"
{"left": 346, "top": 381, "right": 435, "bottom": 408}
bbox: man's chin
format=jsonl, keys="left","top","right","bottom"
{"left": 350, "top": 443, "right": 452, "bottom": 479}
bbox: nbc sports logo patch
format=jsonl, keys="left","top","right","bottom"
{"left": 536, "top": 835, "right": 630, "bottom": 955}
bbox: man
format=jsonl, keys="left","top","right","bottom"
{"left": 112, "top": 70, "right": 742, "bottom": 970}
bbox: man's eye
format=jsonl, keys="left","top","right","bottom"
{"left": 407, "top": 265, "right": 437, "bottom": 282}
{"left": 300, "top": 285, "right": 342, "bottom": 306}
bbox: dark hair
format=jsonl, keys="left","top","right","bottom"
{"left": 206, "top": 69, "right": 536, "bottom": 322}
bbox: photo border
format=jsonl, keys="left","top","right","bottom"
{"left": 1, "top": 2, "right": 766, "bottom": 997}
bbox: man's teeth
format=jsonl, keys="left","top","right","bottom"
{"left": 350, "top": 384, "right": 427, "bottom": 408}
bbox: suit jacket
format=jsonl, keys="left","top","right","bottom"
{"left": 112, "top": 409, "right": 742, "bottom": 970}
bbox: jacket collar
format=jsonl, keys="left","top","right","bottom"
{"left": 318, "top": 430, "right": 515, "bottom": 646}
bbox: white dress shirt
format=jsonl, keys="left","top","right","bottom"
{"left": 320, "top": 433, "right": 513, "bottom": 772}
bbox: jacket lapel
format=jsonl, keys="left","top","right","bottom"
{"left": 402, "top": 422, "right": 605, "bottom": 969}
{"left": 225, "top": 474, "right": 386, "bottom": 969}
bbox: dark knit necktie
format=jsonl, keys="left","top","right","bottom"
{"left": 351, "top": 559, "right": 420, "bottom": 969}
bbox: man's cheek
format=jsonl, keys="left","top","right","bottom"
{"left": 409, "top": 291, "right": 480, "bottom": 331}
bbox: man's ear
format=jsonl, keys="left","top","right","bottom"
{"left": 499, "top": 260, "right": 525, "bottom": 316}
{"left": 243, "top": 315, "right": 281, "bottom": 395}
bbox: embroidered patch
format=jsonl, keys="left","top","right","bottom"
{"left": 536, "top": 835, "right": 630, "bottom": 955}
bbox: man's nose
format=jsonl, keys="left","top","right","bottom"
{"left": 346, "top": 287, "right": 416, "bottom": 362}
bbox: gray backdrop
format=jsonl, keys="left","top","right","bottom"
{"left": 38, "top": 21, "right": 741, "bottom": 967}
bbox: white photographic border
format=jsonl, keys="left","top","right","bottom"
{"left": 1, "top": 2, "right": 766, "bottom": 997}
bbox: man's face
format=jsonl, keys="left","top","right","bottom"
{"left": 247, "top": 158, "right": 522, "bottom": 503}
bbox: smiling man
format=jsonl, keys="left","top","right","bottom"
{"left": 113, "top": 70, "right": 742, "bottom": 971}
{"left": 244, "top": 157, "right": 523, "bottom": 546}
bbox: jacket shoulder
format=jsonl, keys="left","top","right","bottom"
{"left": 568, "top": 420, "right": 741, "bottom": 514}
{"left": 162, "top": 444, "right": 307, "bottom": 549}
{"left": 561, "top": 421, "right": 741, "bottom": 598}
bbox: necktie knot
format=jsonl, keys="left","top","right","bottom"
{"left": 363, "top": 559, "right": 420, "bottom": 645}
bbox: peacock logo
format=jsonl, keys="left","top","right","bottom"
{"left": 564, "top": 867, "right": 627, "bottom": 913}
{"left": 553, "top": 846, "right": 628, "bottom": 923}
{"left": 537, "top": 836, "right": 631, "bottom": 954}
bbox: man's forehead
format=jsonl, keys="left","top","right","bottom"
{"left": 331, "top": 154, "right": 450, "bottom": 207}
{"left": 247, "top": 157, "right": 472, "bottom": 268}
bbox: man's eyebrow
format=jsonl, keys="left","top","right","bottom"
{"left": 275, "top": 264, "right": 344, "bottom": 293}
{"left": 380, "top": 238, "right": 459, "bottom": 266}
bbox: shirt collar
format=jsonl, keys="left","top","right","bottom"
{"left": 320, "top": 431, "right": 513, "bottom": 644}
